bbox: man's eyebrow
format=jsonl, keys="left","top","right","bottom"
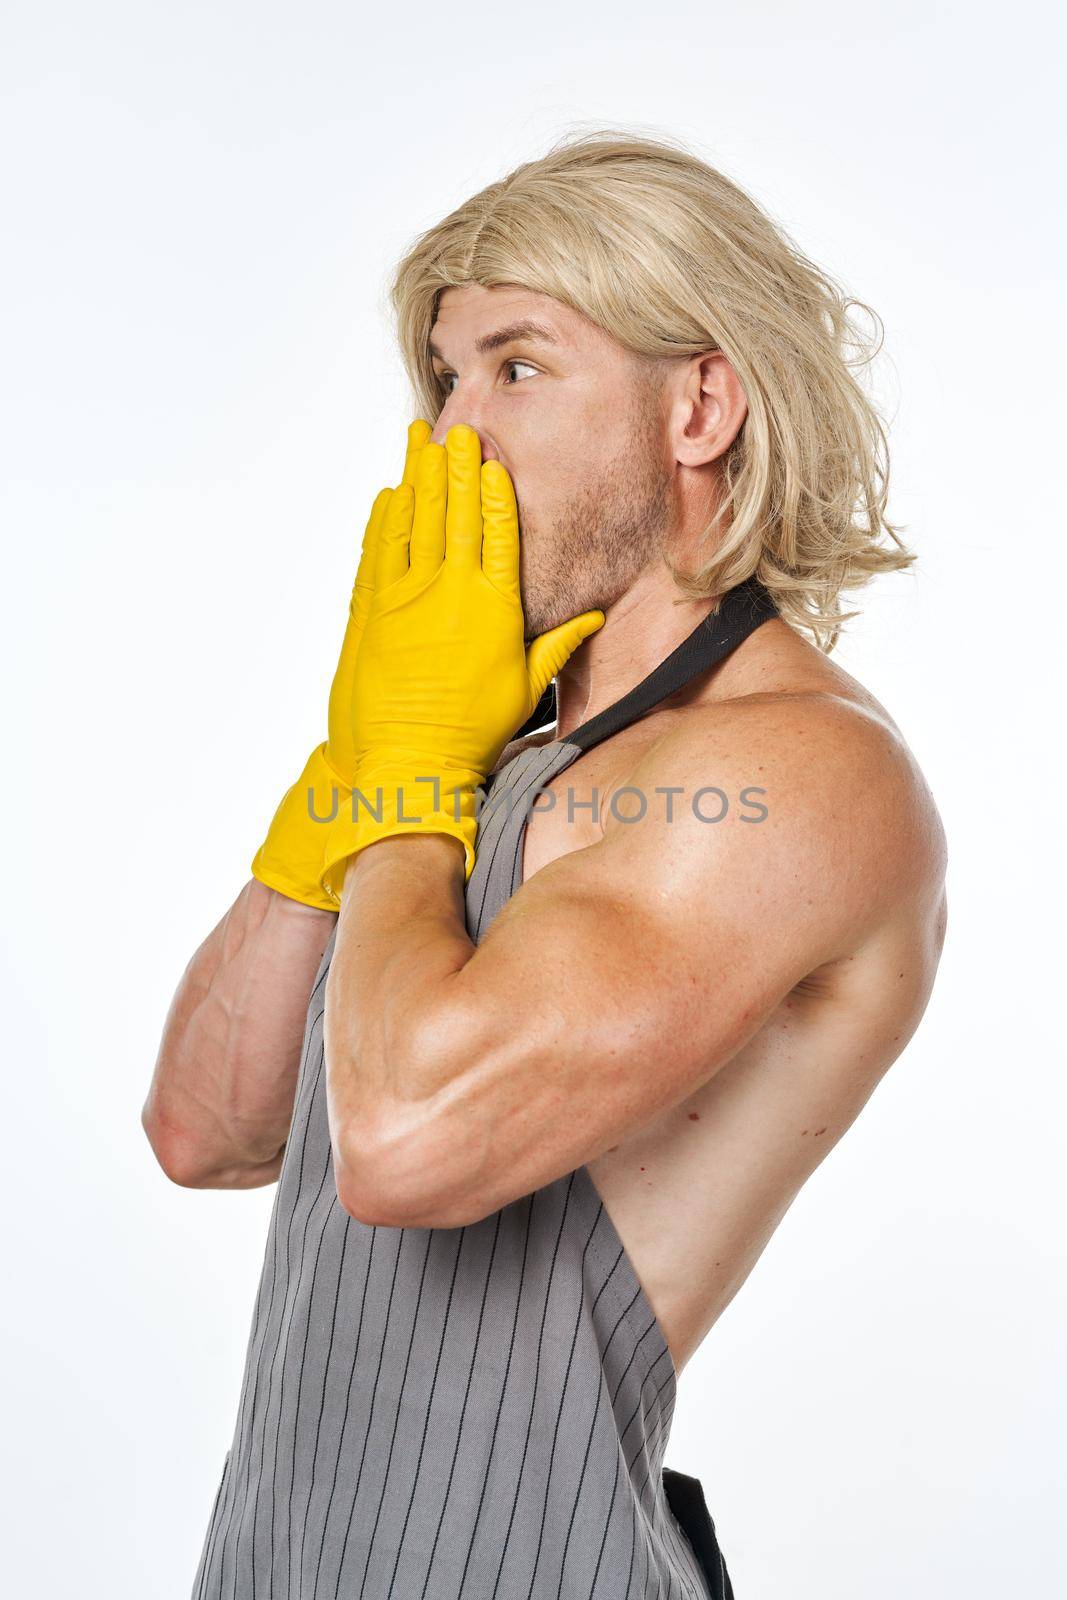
{"left": 428, "top": 320, "right": 562, "bottom": 363}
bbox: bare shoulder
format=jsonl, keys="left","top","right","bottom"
{"left": 610, "top": 682, "right": 948, "bottom": 958}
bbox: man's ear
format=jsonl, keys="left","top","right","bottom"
{"left": 668, "top": 350, "right": 748, "bottom": 468}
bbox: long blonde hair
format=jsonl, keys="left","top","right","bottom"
{"left": 389, "top": 127, "right": 915, "bottom": 651}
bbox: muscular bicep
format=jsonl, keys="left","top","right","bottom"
{"left": 384, "top": 698, "right": 930, "bottom": 1227}
{"left": 450, "top": 773, "right": 839, "bottom": 1108}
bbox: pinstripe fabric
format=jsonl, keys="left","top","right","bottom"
{"left": 191, "top": 582, "right": 777, "bottom": 1597}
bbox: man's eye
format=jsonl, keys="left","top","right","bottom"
{"left": 437, "top": 361, "right": 538, "bottom": 395}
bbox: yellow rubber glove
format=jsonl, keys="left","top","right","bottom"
{"left": 318, "top": 423, "right": 605, "bottom": 900}
{"left": 250, "top": 419, "right": 433, "bottom": 908}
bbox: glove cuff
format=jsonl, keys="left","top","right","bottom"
{"left": 250, "top": 741, "right": 349, "bottom": 911}
{"left": 318, "top": 760, "right": 482, "bottom": 903}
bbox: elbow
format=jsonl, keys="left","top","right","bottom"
{"left": 330, "top": 1092, "right": 446, "bottom": 1228}
{"left": 141, "top": 1101, "right": 210, "bottom": 1187}
{"left": 329, "top": 1010, "right": 484, "bottom": 1230}
{"left": 333, "top": 1143, "right": 484, "bottom": 1231}
{"left": 140, "top": 1098, "right": 242, "bottom": 1189}
{"left": 332, "top": 1128, "right": 430, "bottom": 1229}
{"left": 334, "top": 1156, "right": 393, "bottom": 1228}
{"left": 329, "top": 1099, "right": 383, "bottom": 1223}
{"left": 333, "top": 1127, "right": 499, "bottom": 1234}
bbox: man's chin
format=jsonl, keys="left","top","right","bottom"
{"left": 522, "top": 605, "right": 566, "bottom": 642}
{"left": 528, "top": 590, "right": 610, "bottom": 638}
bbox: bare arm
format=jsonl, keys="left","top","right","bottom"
{"left": 142, "top": 879, "right": 336, "bottom": 1188}
{"left": 324, "top": 696, "right": 946, "bottom": 1228}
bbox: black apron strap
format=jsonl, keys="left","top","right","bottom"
{"left": 515, "top": 575, "right": 779, "bottom": 750}
{"left": 663, "top": 1466, "right": 736, "bottom": 1600}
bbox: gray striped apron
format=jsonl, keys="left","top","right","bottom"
{"left": 192, "top": 575, "right": 779, "bottom": 1599}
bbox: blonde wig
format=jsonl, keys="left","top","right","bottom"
{"left": 389, "top": 128, "right": 916, "bottom": 651}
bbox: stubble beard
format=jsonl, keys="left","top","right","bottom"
{"left": 518, "top": 387, "right": 672, "bottom": 641}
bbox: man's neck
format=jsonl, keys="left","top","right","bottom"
{"left": 553, "top": 564, "right": 723, "bottom": 741}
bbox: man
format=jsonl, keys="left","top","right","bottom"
{"left": 144, "top": 131, "right": 947, "bottom": 1599}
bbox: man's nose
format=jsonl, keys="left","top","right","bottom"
{"left": 430, "top": 398, "right": 501, "bottom": 461}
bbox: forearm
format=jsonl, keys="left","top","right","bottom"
{"left": 323, "top": 834, "right": 476, "bottom": 1194}
{"left": 143, "top": 877, "right": 335, "bottom": 1188}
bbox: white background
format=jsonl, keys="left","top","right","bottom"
{"left": 2, "top": 2, "right": 1063, "bottom": 1594}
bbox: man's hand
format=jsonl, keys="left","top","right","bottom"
{"left": 323, "top": 422, "right": 433, "bottom": 782}
{"left": 249, "top": 418, "right": 433, "bottom": 909}
{"left": 318, "top": 423, "right": 604, "bottom": 899}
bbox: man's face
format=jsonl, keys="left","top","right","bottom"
{"left": 428, "top": 285, "right": 673, "bottom": 639}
